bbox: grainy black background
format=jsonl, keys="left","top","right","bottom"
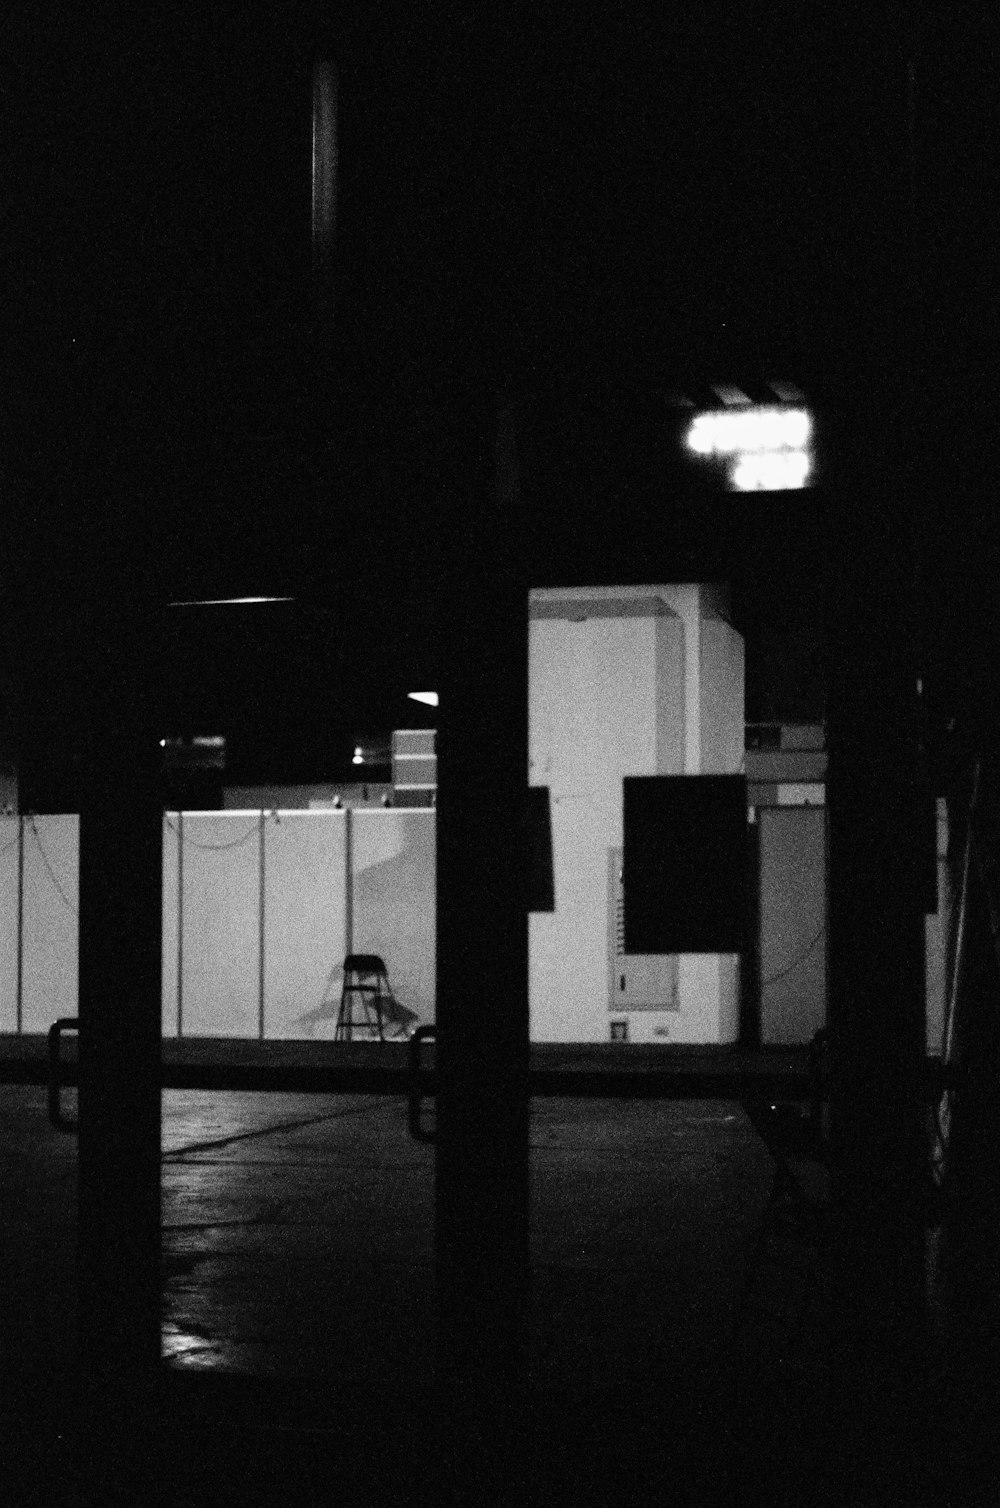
{"left": 5, "top": 5, "right": 998, "bottom": 793}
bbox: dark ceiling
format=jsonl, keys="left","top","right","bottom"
{"left": 5, "top": 6, "right": 1000, "bottom": 791}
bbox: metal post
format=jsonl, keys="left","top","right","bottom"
{"left": 344, "top": 804, "right": 353, "bottom": 959}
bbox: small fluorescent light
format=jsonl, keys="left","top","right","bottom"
{"left": 167, "top": 596, "right": 295, "bottom": 607}
{"left": 408, "top": 691, "right": 439, "bottom": 708}
{"left": 352, "top": 746, "right": 364, "bottom": 765}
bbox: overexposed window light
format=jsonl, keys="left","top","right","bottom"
{"left": 407, "top": 691, "right": 439, "bottom": 708}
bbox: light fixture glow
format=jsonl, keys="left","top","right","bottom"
{"left": 686, "top": 414, "right": 716, "bottom": 455}
{"left": 731, "top": 449, "right": 811, "bottom": 492}
{"left": 167, "top": 596, "right": 295, "bottom": 608}
{"left": 352, "top": 746, "right": 364, "bottom": 765}
{"left": 685, "top": 403, "right": 814, "bottom": 491}
{"left": 685, "top": 407, "right": 811, "bottom": 457}
{"left": 407, "top": 691, "right": 439, "bottom": 708}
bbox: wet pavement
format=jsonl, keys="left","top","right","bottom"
{"left": 159, "top": 1091, "right": 769, "bottom": 1397}
{"left": 2, "top": 1080, "right": 996, "bottom": 1502}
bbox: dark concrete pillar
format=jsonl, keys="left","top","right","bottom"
{"left": 75, "top": 611, "right": 163, "bottom": 1499}
{"left": 824, "top": 409, "right": 930, "bottom": 1484}
{"left": 434, "top": 394, "right": 530, "bottom": 1498}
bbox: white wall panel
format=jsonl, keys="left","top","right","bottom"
{"left": 180, "top": 813, "right": 260, "bottom": 1037}
{"left": 263, "top": 811, "right": 348, "bottom": 1040}
{"left": 162, "top": 816, "right": 180, "bottom": 1037}
{"left": 759, "top": 806, "right": 826, "bottom": 1044}
{"left": 0, "top": 819, "right": 20, "bottom": 1031}
{"left": 21, "top": 815, "right": 79, "bottom": 1032}
{"left": 352, "top": 810, "right": 436, "bottom": 1026}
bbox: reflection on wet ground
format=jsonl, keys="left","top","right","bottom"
{"left": 4, "top": 1083, "right": 996, "bottom": 1502}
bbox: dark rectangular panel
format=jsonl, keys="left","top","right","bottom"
{"left": 623, "top": 776, "right": 747, "bottom": 953}
{"left": 526, "top": 786, "right": 554, "bottom": 913}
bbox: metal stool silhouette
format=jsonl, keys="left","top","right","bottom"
{"left": 335, "top": 954, "right": 392, "bottom": 1042}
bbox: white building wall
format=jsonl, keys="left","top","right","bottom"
{"left": 529, "top": 586, "right": 744, "bottom": 1044}
{"left": 529, "top": 604, "right": 668, "bottom": 1041}
{"left": 678, "top": 607, "right": 746, "bottom": 1044}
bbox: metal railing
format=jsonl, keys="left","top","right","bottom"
{"left": 47, "top": 1017, "right": 79, "bottom": 1130}
{"left": 407, "top": 1025, "right": 436, "bottom": 1143}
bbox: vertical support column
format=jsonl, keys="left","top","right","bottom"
{"left": 176, "top": 811, "right": 184, "bottom": 1039}
{"left": 258, "top": 810, "right": 266, "bottom": 1040}
{"left": 434, "top": 394, "right": 529, "bottom": 1495}
{"left": 15, "top": 813, "right": 24, "bottom": 1034}
{"left": 76, "top": 611, "right": 163, "bottom": 1492}
{"left": 824, "top": 408, "right": 929, "bottom": 1484}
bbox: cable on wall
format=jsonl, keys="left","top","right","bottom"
{"left": 28, "top": 816, "right": 78, "bottom": 916}
{"left": 760, "top": 924, "right": 826, "bottom": 988}
{"left": 163, "top": 816, "right": 262, "bottom": 851}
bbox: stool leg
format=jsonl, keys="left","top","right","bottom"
{"left": 335, "top": 982, "right": 352, "bottom": 1042}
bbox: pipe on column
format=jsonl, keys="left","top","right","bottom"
{"left": 311, "top": 57, "right": 338, "bottom": 325}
